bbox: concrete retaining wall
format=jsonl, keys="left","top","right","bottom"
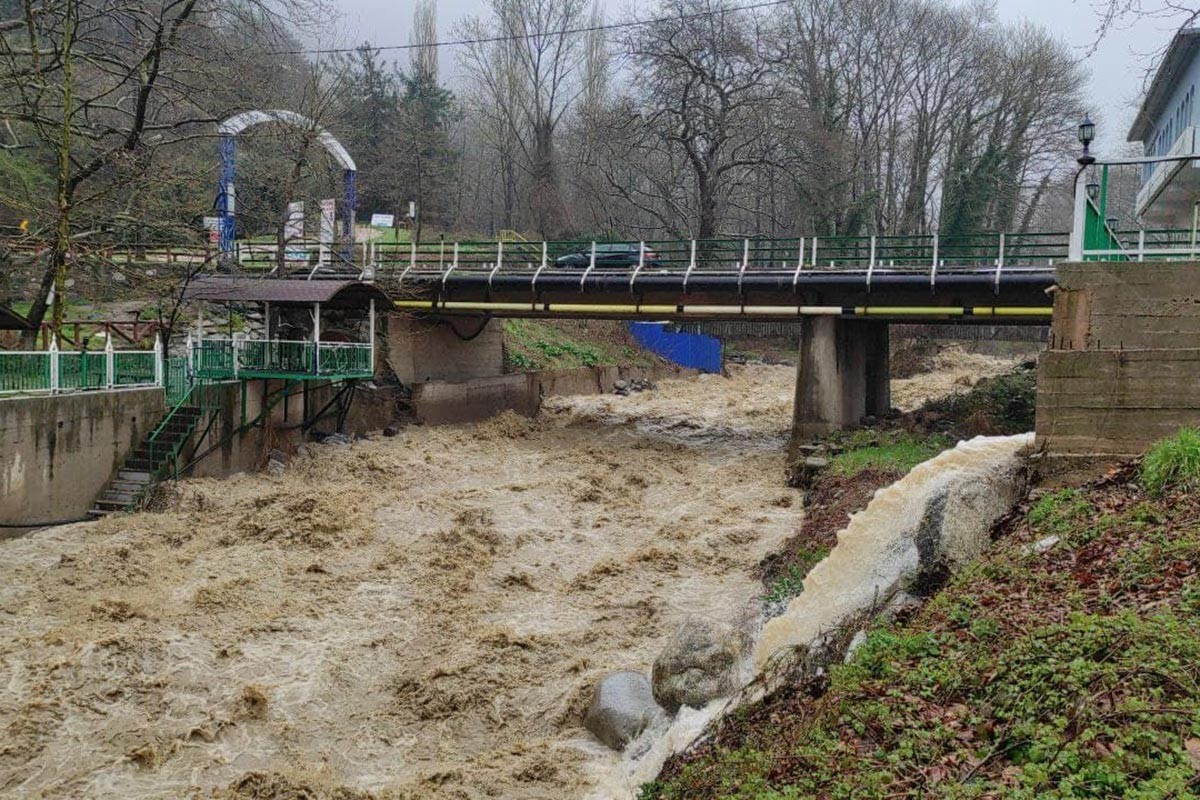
{"left": 0, "top": 387, "right": 164, "bottom": 525}
{"left": 1037, "top": 262, "right": 1200, "bottom": 475}
{"left": 411, "top": 363, "right": 694, "bottom": 426}
{"left": 385, "top": 314, "right": 504, "bottom": 384}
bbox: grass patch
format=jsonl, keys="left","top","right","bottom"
{"left": 764, "top": 546, "right": 830, "bottom": 605}
{"left": 825, "top": 430, "right": 953, "bottom": 477}
{"left": 502, "top": 319, "right": 656, "bottom": 372}
{"left": 1141, "top": 427, "right": 1200, "bottom": 496}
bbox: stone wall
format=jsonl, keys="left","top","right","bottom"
{"left": 1036, "top": 262, "right": 1200, "bottom": 474}
{"left": 0, "top": 387, "right": 164, "bottom": 526}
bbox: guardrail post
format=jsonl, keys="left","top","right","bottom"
{"left": 185, "top": 332, "right": 194, "bottom": 381}
{"left": 811, "top": 237, "right": 818, "bottom": 267}
{"left": 792, "top": 237, "right": 805, "bottom": 291}
{"left": 48, "top": 339, "right": 59, "bottom": 394}
{"left": 313, "top": 302, "right": 321, "bottom": 376}
{"left": 497, "top": 240, "right": 505, "bottom": 273}
{"left": 154, "top": 334, "right": 164, "bottom": 386}
{"left": 683, "top": 239, "right": 698, "bottom": 293}
{"left": 1138, "top": 229, "right": 1146, "bottom": 262}
{"left": 368, "top": 298, "right": 376, "bottom": 374}
{"left": 866, "top": 236, "right": 876, "bottom": 293}
{"left": 105, "top": 334, "right": 114, "bottom": 389}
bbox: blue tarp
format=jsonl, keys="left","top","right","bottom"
{"left": 628, "top": 322, "right": 722, "bottom": 373}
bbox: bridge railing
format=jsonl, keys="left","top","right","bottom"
{"left": 376, "top": 232, "right": 1069, "bottom": 291}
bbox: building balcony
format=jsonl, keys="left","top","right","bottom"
{"left": 1136, "top": 125, "right": 1200, "bottom": 222}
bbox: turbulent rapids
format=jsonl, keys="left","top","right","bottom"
{"left": 0, "top": 366, "right": 801, "bottom": 799}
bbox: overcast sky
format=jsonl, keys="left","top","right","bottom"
{"left": 324, "top": 0, "right": 1189, "bottom": 151}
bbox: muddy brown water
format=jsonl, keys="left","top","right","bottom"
{"left": 0, "top": 365, "right": 806, "bottom": 799}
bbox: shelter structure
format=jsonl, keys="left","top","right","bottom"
{"left": 181, "top": 277, "right": 386, "bottom": 382}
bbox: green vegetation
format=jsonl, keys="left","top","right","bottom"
{"left": 644, "top": 475, "right": 1200, "bottom": 800}
{"left": 1141, "top": 427, "right": 1200, "bottom": 496}
{"left": 502, "top": 319, "right": 656, "bottom": 372}
{"left": 825, "top": 430, "right": 954, "bottom": 477}
{"left": 924, "top": 368, "right": 1036, "bottom": 436}
{"left": 764, "top": 546, "right": 831, "bottom": 605}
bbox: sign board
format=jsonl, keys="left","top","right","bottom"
{"left": 285, "top": 247, "right": 309, "bottom": 264}
{"left": 203, "top": 216, "right": 220, "bottom": 244}
{"left": 284, "top": 201, "right": 304, "bottom": 241}
{"left": 407, "top": 201, "right": 416, "bottom": 219}
{"left": 319, "top": 198, "right": 335, "bottom": 245}
{"left": 369, "top": 213, "right": 394, "bottom": 228}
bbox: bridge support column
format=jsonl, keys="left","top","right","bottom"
{"left": 791, "top": 317, "right": 890, "bottom": 446}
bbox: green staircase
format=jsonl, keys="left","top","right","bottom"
{"left": 89, "top": 401, "right": 209, "bottom": 516}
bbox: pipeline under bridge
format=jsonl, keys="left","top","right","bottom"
{"left": 377, "top": 233, "right": 1065, "bottom": 323}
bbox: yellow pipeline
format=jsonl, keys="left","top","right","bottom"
{"left": 393, "top": 300, "right": 1052, "bottom": 318}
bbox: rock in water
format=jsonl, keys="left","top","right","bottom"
{"left": 651, "top": 617, "right": 746, "bottom": 713}
{"left": 584, "top": 671, "right": 664, "bottom": 750}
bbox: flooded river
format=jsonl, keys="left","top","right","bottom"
{"left": 0, "top": 365, "right": 802, "bottom": 799}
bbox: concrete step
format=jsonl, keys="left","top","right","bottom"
{"left": 118, "top": 469, "right": 152, "bottom": 482}
{"left": 92, "top": 498, "right": 132, "bottom": 511}
{"left": 109, "top": 479, "right": 148, "bottom": 493}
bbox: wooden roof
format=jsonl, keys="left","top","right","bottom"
{"left": 183, "top": 277, "right": 390, "bottom": 308}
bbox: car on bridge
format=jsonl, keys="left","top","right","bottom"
{"left": 554, "top": 243, "right": 661, "bottom": 269}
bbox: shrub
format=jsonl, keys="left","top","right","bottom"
{"left": 1140, "top": 427, "right": 1200, "bottom": 495}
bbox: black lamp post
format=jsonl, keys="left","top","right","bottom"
{"left": 1078, "top": 116, "right": 1096, "bottom": 166}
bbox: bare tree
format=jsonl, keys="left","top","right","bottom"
{"left": 617, "top": 0, "right": 782, "bottom": 240}
{"left": 458, "top": 0, "right": 589, "bottom": 237}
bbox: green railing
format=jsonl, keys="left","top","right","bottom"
{"left": 165, "top": 357, "right": 189, "bottom": 406}
{"left": 240, "top": 339, "right": 315, "bottom": 376}
{"left": 318, "top": 342, "right": 373, "bottom": 375}
{"left": 0, "top": 352, "right": 51, "bottom": 393}
{"left": 187, "top": 338, "right": 373, "bottom": 381}
{"left": 114, "top": 351, "right": 157, "bottom": 386}
{"left": 0, "top": 346, "right": 163, "bottom": 395}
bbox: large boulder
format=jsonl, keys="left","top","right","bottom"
{"left": 584, "top": 671, "right": 665, "bottom": 751}
{"left": 651, "top": 617, "right": 747, "bottom": 713}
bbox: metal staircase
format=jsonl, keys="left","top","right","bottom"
{"left": 89, "top": 403, "right": 208, "bottom": 516}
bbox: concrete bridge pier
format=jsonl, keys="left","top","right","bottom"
{"left": 791, "top": 317, "right": 890, "bottom": 446}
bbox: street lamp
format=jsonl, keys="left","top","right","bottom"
{"left": 1106, "top": 217, "right": 1119, "bottom": 230}
{"left": 1078, "top": 116, "right": 1096, "bottom": 166}
{"left": 1086, "top": 180, "right": 1100, "bottom": 202}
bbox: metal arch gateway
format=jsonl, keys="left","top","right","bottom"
{"left": 215, "top": 110, "right": 358, "bottom": 260}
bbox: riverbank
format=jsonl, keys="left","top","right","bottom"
{"left": 643, "top": 437, "right": 1200, "bottom": 798}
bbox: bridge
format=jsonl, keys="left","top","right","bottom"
{"left": 58, "top": 224, "right": 1199, "bottom": 322}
